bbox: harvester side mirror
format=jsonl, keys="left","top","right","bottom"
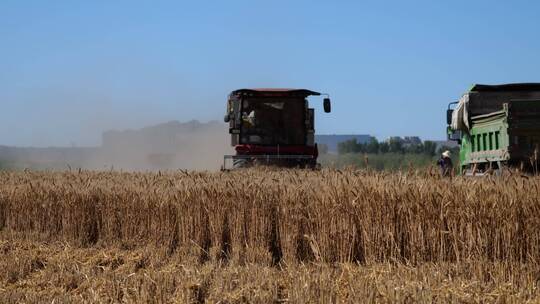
{"left": 446, "top": 109, "right": 453, "bottom": 125}
{"left": 323, "top": 98, "right": 331, "bottom": 113}
{"left": 224, "top": 114, "right": 230, "bottom": 123}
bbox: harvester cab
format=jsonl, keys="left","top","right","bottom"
{"left": 223, "top": 88, "right": 331, "bottom": 169}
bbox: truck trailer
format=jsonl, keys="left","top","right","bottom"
{"left": 447, "top": 83, "right": 540, "bottom": 175}
{"left": 223, "top": 88, "right": 331, "bottom": 169}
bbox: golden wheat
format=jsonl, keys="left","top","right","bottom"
{"left": 0, "top": 168, "right": 539, "bottom": 303}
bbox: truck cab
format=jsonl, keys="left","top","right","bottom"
{"left": 223, "top": 88, "right": 331, "bottom": 169}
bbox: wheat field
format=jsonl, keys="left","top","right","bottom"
{"left": 1, "top": 168, "right": 540, "bottom": 303}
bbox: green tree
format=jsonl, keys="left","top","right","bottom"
{"left": 338, "top": 139, "right": 359, "bottom": 154}
{"left": 405, "top": 143, "right": 422, "bottom": 154}
{"left": 388, "top": 138, "right": 404, "bottom": 153}
{"left": 365, "top": 137, "right": 380, "bottom": 154}
{"left": 379, "top": 142, "right": 390, "bottom": 153}
{"left": 422, "top": 141, "right": 437, "bottom": 156}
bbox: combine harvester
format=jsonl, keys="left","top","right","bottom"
{"left": 223, "top": 88, "right": 331, "bottom": 169}
{"left": 447, "top": 83, "right": 540, "bottom": 175}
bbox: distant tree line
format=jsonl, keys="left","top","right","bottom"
{"left": 322, "top": 138, "right": 459, "bottom": 170}
{"left": 337, "top": 137, "right": 440, "bottom": 156}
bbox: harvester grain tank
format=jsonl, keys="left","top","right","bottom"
{"left": 447, "top": 83, "right": 540, "bottom": 175}
{"left": 223, "top": 88, "right": 331, "bottom": 169}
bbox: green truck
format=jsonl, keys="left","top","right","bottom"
{"left": 447, "top": 83, "right": 540, "bottom": 175}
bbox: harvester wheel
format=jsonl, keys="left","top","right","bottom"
{"left": 233, "top": 158, "right": 249, "bottom": 169}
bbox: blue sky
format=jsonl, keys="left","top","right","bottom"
{"left": 1, "top": 0, "right": 539, "bottom": 146}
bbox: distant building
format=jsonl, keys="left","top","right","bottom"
{"left": 383, "top": 136, "right": 459, "bottom": 151}
{"left": 430, "top": 140, "right": 459, "bottom": 150}
{"left": 384, "top": 136, "right": 422, "bottom": 147}
{"left": 403, "top": 136, "right": 422, "bottom": 146}
{"left": 315, "top": 134, "right": 372, "bottom": 153}
{"left": 386, "top": 136, "right": 403, "bottom": 143}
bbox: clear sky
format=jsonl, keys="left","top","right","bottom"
{"left": 1, "top": 0, "right": 539, "bottom": 146}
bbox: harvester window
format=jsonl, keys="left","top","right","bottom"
{"left": 477, "top": 134, "right": 482, "bottom": 151}
{"left": 495, "top": 131, "right": 500, "bottom": 149}
{"left": 263, "top": 102, "right": 284, "bottom": 110}
{"left": 488, "top": 132, "right": 494, "bottom": 150}
{"left": 239, "top": 98, "right": 306, "bottom": 145}
{"left": 482, "top": 134, "right": 487, "bottom": 151}
{"left": 471, "top": 136, "right": 475, "bottom": 152}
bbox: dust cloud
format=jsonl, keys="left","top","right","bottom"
{"left": 0, "top": 120, "right": 234, "bottom": 171}
{"left": 88, "top": 120, "right": 234, "bottom": 171}
{"left": 82, "top": 120, "right": 234, "bottom": 171}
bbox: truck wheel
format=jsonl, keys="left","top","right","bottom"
{"left": 495, "top": 161, "right": 507, "bottom": 176}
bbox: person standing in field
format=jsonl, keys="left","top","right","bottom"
{"left": 437, "top": 150, "right": 453, "bottom": 177}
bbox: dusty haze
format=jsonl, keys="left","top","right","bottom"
{"left": 89, "top": 120, "right": 234, "bottom": 171}
{"left": 0, "top": 120, "right": 234, "bottom": 171}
